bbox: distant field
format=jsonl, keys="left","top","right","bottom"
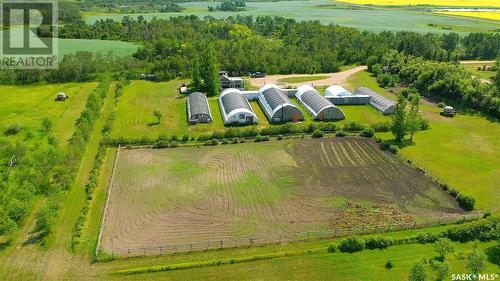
{"left": 59, "top": 39, "right": 139, "bottom": 57}
{"left": 278, "top": 75, "right": 330, "bottom": 84}
{"left": 110, "top": 80, "right": 390, "bottom": 139}
{"left": 347, "top": 70, "right": 500, "bottom": 211}
{"left": 436, "top": 11, "right": 500, "bottom": 21}
{"left": 0, "top": 83, "right": 96, "bottom": 145}
{"left": 100, "top": 138, "right": 461, "bottom": 254}
{"left": 337, "top": 0, "right": 500, "bottom": 7}
{"left": 83, "top": 0, "right": 500, "bottom": 34}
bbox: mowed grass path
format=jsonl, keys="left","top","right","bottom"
{"left": 111, "top": 80, "right": 389, "bottom": 139}
{"left": 347, "top": 70, "right": 500, "bottom": 211}
{"left": 0, "top": 82, "right": 97, "bottom": 145}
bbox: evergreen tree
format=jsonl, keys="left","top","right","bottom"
{"left": 201, "top": 43, "right": 220, "bottom": 97}
{"left": 191, "top": 54, "right": 202, "bottom": 91}
{"left": 391, "top": 93, "right": 408, "bottom": 142}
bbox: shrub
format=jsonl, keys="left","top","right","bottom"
{"left": 338, "top": 236, "right": 365, "bottom": 253}
{"left": 231, "top": 138, "right": 239, "bottom": 144}
{"left": 456, "top": 195, "right": 475, "bottom": 211}
{"left": 181, "top": 134, "right": 189, "bottom": 142}
{"left": 170, "top": 135, "right": 178, "bottom": 141}
{"left": 388, "top": 145, "right": 399, "bottom": 154}
{"left": 360, "top": 128, "right": 375, "bottom": 138}
{"left": 365, "top": 237, "right": 392, "bottom": 249}
{"left": 335, "top": 130, "right": 346, "bottom": 137}
{"left": 371, "top": 122, "right": 391, "bottom": 132}
{"left": 221, "top": 139, "right": 229, "bottom": 145}
{"left": 420, "top": 118, "right": 430, "bottom": 130}
{"left": 438, "top": 102, "right": 445, "bottom": 108}
{"left": 449, "top": 189, "right": 459, "bottom": 198}
{"left": 4, "top": 124, "right": 22, "bottom": 136}
{"left": 380, "top": 140, "right": 391, "bottom": 150}
{"left": 445, "top": 219, "right": 497, "bottom": 242}
{"left": 277, "top": 134, "right": 283, "bottom": 140}
{"left": 312, "top": 129, "right": 324, "bottom": 138}
{"left": 485, "top": 243, "right": 500, "bottom": 266}
{"left": 385, "top": 260, "right": 393, "bottom": 269}
{"left": 169, "top": 141, "right": 178, "bottom": 148}
{"left": 343, "top": 122, "right": 364, "bottom": 132}
{"left": 153, "top": 140, "right": 169, "bottom": 148}
{"left": 415, "top": 232, "right": 439, "bottom": 244}
{"left": 327, "top": 244, "right": 337, "bottom": 253}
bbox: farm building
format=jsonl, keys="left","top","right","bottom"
{"left": 219, "top": 88, "right": 258, "bottom": 125}
{"left": 325, "top": 85, "right": 370, "bottom": 105}
{"left": 220, "top": 71, "right": 245, "bottom": 90}
{"left": 258, "top": 84, "right": 304, "bottom": 123}
{"left": 187, "top": 92, "right": 212, "bottom": 124}
{"left": 354, "top": 87, "right": 396, "bottom": 115}
{"left": 295, "top": 85, "right": 345, "bottom": 121}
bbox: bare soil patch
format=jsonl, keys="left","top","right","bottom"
{"left": 100, "top": 138, "right": 462, "bottom": 253}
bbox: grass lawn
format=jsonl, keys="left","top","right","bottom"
{"left": 0, "top": 82, "right": 97, "bottom": 146}
{"left": 463, "top": 64, "right": 496, "bottom": 80}
{"left": 278, "top": 75, "right": 330, "bottom": 84}
{"left": 347, "top": 70, "right": 500, "bottom": 212}
{"left": 111, "top": 80, "right": 390, "bottom": 139}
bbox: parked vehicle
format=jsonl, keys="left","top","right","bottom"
{"left": 55, "top": 92, "right": 68, "bottom": 101}
{"left": 250, "top": 72, "right": 266, "bottom": 78}
{"left": 440, "top": 106, "right": 456, "bottom": 117}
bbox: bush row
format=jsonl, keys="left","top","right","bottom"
{"left": 34, "top": 78, "right": 110, "bottom": 242}
{"left": 329, "top": 217, "right": 498, "bottom": 254}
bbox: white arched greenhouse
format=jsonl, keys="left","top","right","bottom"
{"left": 354, "top": 87, "right": 396, "bottom": 115}
{"left": 295, "top": 85, "right": 345, "bottom": 121}
{"left": 219, "top": 88, "right": 258, "bottom": 125}
{"left": 325, "top": 85, "right": 370, "bottom": 105}
{"left": 258, "top": 84, "right": 304, "bottom": 123}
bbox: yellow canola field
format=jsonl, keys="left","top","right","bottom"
{"left": 337, "top": 0, "right": 500, "bottom": 7}
{"left": 436, "top": 11, "right": 500, "bottom": 21}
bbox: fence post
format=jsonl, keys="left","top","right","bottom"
{"left": 159, "top": 246, "right": 163, "bottom": 255}
{"left": 307, "top": 232, "right": 310, "bottom": 241}
{"left": 220, "top": 240, "right": 223, "bottom": 249}
{"left": 189, "top": 244, "right": 192, "bottom": 253}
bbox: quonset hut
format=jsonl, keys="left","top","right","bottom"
{"left": 219, "top": 88, "right": 258, "bottom": 125}
{"left": 187, "top": 92, "right": 212, "bottom": 124}
{"left": 354, "top": 87, "right": 396, "bottom": 115}
{"left": 325, "top": 85, "right": 370, "bottom": 105}
{"left": 258, "top": 84, "right": 304, "bottom": 123}
{"left": 295, "top": 85, "right": 345, "bottom": 121}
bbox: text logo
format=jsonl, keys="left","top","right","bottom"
{"left": 1, "top": 1, "right": 58, "bottom": 69}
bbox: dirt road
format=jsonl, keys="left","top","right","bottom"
{"left": 249, "top": 65, "right": 367, "bottom": 88}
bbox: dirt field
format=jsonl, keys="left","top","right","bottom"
{"left": 100, "top": 138, "right": 462, "bottom": 253}
{"left": 249, "top": 66, "right": 367, "bottom": 88}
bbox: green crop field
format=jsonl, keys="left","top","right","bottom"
{"left": 83, "top": 0, "right": 500, "bottom": 34}
{"left": 58, "top": 39, "right": 139, "bottom": 58}
{"left": 0, "top": 83, "right": 97, "bottom": 145}
{"left": 110, "top": 79, "right": 390, "bottom": 139}
{"left": 347, "top": 70, "right": 500, "bottom": 211}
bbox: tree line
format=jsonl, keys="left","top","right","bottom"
{"left": 368, "top": 50, "right": 500, "bottom": 117}
{"left": 57, "top": 16, "right": 498, "bottom": 78}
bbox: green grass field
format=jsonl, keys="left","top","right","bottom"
{"left": 110, "top": 79, "right": 390, "bottom": 139}
{"left": 58, "top": 39, "right": 139, "bottom": 58}
{"left": 0, "top": 83, "right": 97, "bottom": 145}
{"left": 278, "top": 75, "right": 330, "bottom": 84}
{"left": 83, "top": 0, "right": 500, "bottom": 34}
{"left": 347, "top": 70, "right": 500, "bottom": 211}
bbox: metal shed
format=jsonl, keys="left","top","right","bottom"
{"left": 258, "top": 84, "right": 304, "bottom": 123}
{"left": 219, "top": 88, "right": 258, "bottom": 125}
{"left": 295, "top": 85, "right": 345, "bottom": 121}
{"left": 325, "top": 85, "right": 370, "bottom": 105}
{"left": 354, "top": 87, "right": 396, "bottom": 115}
{"left": 187, "top": 92, "right": 212, "bottom": 124}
